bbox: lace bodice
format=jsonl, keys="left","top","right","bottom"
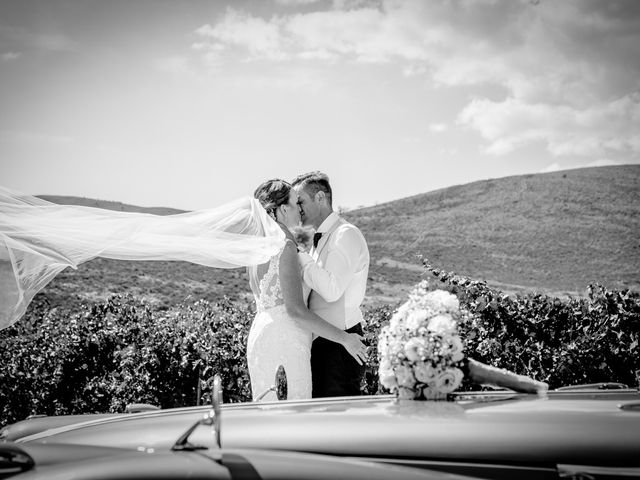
{"left": 255, "top": 247, "right": 284, "bottom": 312}
{"left": 250, "top": 239, "right": 310, "bottom": 313}
{"left": 252, "top": 240, "right": 295, "bottom": 312}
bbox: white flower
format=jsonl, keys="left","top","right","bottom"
{"left": 379, "top": 358, "right": 393, "bottom": 371}
{"left": 378, "top": 328, "right": 390, "bottom": 351}
{"left": 385, "top": 335, "right": 404, "bottom": 359}
{"left": 427, "top": 313, "right": 457, "bottom": 335}
{"left": 446, "top": 335, "right": 465, "bottom": 363}
{"left": 379, "top": 367, "right": 398, "bottom": 389}
{"left": 424, "top": 290, "right": 459, "bottom": 313}
{"left": 413, "top": 362, "right": 436, "bottom": 383}
{"left": 394, "top": 365, "right": 416, "bottom": 388}
{"left": 434, "top": 368, "right": 464, "bottom": 393}
{"left": 404, "top": 337, "right": 425, "bottom": 362}
{"left": 389, "top": 311, "right": 405, "bottom": 330}
{"left": 405, "top": 309, "right": 428, "bottom": 332}
{"left": 395, "top": 301, "right": 411, "bottom": 318}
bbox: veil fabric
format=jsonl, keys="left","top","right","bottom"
{"left": 0, "top": 186, "right": 285, "bottom": 330}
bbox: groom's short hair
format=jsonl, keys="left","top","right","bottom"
{"left": 292, "top": 171, "right": 332, "bottom": 207}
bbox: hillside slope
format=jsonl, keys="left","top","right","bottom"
{"left": 36, "top": 165, "right": 639, "bottom": 311}
{"left": 347, "top": 165, "right": 640, "bottom": 298}
{"left": 37, "top": 195, "right": 185, "bottom": 216}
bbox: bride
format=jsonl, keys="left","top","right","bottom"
{"left": 0, "top": 184, "right": 364, "bottom": 401}
{"left": 247, "top": 179, "right": 366, "bottom": 401}
{"left": 0, "top": 183, "right": 363, "bottom": 402}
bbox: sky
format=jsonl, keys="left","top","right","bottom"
{"left": 0, "top": 0, "right": 639, "bottom": 211}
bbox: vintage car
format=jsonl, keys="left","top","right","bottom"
{"left": 0, "top": 376, "right": 482, "bottom": 480}
{"left": 3, "top": 375, "right": 640, "bottom": 480}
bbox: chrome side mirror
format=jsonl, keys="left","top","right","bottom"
{"left": 255, "top": 365, "right": 288, "bottom": 401}
{"left": 172, "top": 374, "right": 223, "bottom": 455}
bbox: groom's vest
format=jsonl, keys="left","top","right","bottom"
{"left": 302, "top": 213, "right": 369, "bottom": 330}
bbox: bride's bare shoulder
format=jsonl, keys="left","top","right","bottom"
{"left": 278, "top": 239, "right": 300, "bottom": 263}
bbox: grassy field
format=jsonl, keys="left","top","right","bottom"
{"left": 349, "top": 165, "right": 640, "bottom": 301}
{"left": 36, "top": 165, "right": 640, "bottom": 312}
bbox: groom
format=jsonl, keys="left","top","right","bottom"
{"left": 292, "top": 172, "right": 370, "bottom": 398}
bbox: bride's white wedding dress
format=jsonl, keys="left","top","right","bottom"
{"left": 247, "top": 240, "right": 312, "bottom": 401}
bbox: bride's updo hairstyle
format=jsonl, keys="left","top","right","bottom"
{"left": 254, "top": 179, "right": 292, "bottom": 220}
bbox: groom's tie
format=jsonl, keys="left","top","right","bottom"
{"left": 313, "top": 232, "right": 323, "bottom": 249}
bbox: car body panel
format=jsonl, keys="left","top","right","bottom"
{"left": 0, "top": 414, "right": 121, "bottom": 442}
{"left": 10, "top": 390, "right": 640, "bottom": 471}
{"left": 2, "top": 442, "right": 481, "bottom": 480}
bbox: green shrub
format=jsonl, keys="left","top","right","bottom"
{"left": 360, "top": 262, "right": 639, "bottom": 394}
{"left": 420, "top": 259, "right": 640, "bottom": 389}
{"left": 2, "top": 263, "right": 639, "bottom": 428}
{"left": 0, "top": 295, "right": 252, "bottom": 427}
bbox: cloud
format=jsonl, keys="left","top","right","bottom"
{"left": 194, "top": 4, "right": 427, "bottom": 64}
{"left": 286, "top": 7, "right": 429, "bottom": 63}
{"left": 195, "top": 9, "right": 288, "bottom": 61}
{"left": 429, "top": 123, "right": 448, "bottom": 133}
{"left": 458, "top": 93, "right": 640, "bottom": 157}
{"left": 194, "top": 0, "right": 640, "bottom": 88}
{"left": 1, "top": 51, "right": 21, "bottom": 62}
{"left": 192, "top": 0, "right": 640, "bottom": 158}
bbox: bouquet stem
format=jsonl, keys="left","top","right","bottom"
{"left": 467, "top": 359, "right": 548, "bottom": 394}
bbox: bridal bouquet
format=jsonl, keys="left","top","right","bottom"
{"left": 378, "top": 281, "right": 467, "bottom": 400}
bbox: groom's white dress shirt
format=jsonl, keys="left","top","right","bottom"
{"left": 298, "top": 212, "right": 369, "bottom": 330}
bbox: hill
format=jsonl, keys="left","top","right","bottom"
{"left": 35, "top": 165, "right": 640, "bottom": 312}
{"left": 347, "top": 165, "right": 640, "bottom": 301}
{"left": 36, "top": 195, "right": 185, "bottom": 216}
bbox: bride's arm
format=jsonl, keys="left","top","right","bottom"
{"left": 279, "top": 240, "right": 366, "bottom": 365}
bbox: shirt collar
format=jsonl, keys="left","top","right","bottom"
{"left": 316, "top": 211, "right": 339, "bottom": 234}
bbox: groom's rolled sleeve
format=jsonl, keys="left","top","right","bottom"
{"left": 299, "top": 228, "right": 361, "bottom": 303}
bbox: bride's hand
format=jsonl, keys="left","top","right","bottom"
{"left": 343, "top": 333, "right": 367, "bottom": 366}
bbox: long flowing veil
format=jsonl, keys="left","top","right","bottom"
{"left": 0, "top": 186, "right": 285, "bottom": 330}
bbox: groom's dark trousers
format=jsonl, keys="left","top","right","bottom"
{"left": 311, "top": 323, "right": 365, "bottom": 398}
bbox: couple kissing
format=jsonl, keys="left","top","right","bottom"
{"left": 247, "top": 171, "right": 369, "bottom": 400}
